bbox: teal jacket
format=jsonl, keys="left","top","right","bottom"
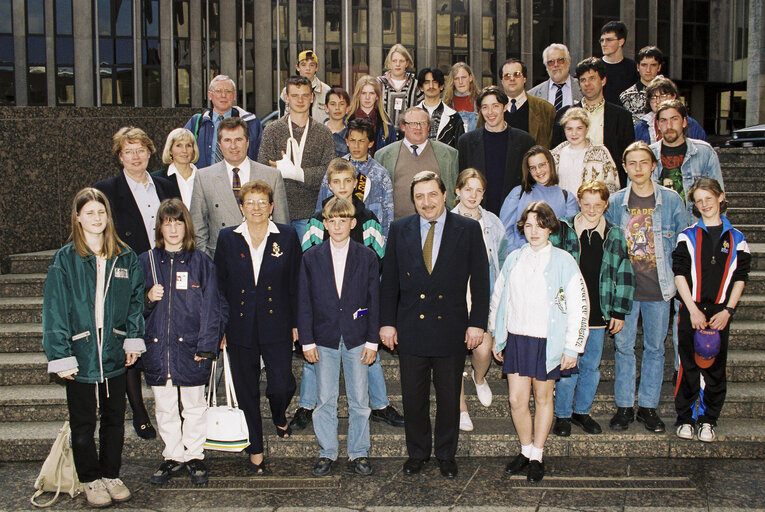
{"left": 42, "top": 243, "right": 146, "bottom": 384}
{"left": 550, "top": 214, "right": 635, "bottom": 323}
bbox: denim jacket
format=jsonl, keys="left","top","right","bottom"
{"left": 605, "top": 183, "right": 687, "bottom": 302}
{"left": 649, "top": 137, "right": 723, "bottom": 225}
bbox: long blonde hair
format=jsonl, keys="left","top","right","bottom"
{"left": 348, "top": 75, "right": 392, "bottom": 140}
{"left": 70, "top": 188, "right": 125, "bottom": 259}
{"left": 443, "top": 62, "right": 479, "bottom": 109}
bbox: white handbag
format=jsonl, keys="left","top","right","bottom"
{"left": 30, "top": 421, "right": 82, "bottom": 508}
{"left": 204, "top": 346, "right": 250, "bottom": 452}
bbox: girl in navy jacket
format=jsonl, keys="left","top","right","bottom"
{"left": 139, "top": 198, "right": 223, "bottom": 486}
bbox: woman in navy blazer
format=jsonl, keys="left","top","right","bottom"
{"left": 214, "top": 180, "right": 300, "bottom": 474}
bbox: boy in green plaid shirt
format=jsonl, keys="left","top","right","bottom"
{"left": 549, "top": 180, "right": 635, "bottom": 436}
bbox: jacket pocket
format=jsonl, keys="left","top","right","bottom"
{"left": 71, "top": 331, "right": 91, "bottom": 341}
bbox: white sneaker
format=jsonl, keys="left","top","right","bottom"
{"left": 697, "top": 423, "right": 716, "bottom": 442}
{"left": 471, "top": 370, "right": 493, "bottom": 407}
{"left": 676, "top": 423, "right": 694, "bottom": 440}
{"left": 101, "top": 477, "right": 131, "bottom": 502}
{"left": 459, "top": 411, "right": 474, "bottom": 431}
{"left": 84, "top": 479, "right": 112, "bottom": 508}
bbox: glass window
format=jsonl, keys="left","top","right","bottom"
{"left": 202, "top": 0, "right": 220, "bottom": 104}
{"left": 97, "top": 0, "right": 134, "bottom": 105}
{"left": 352, "top": 0, "right": 369, "bottom": 81}
{"left": 272, "top": 0, "right": 288, "bottom": 109}
{"left": 506, "top": 0, "right": 520, "bottom": 58}
{"left": 482, "top": 0, "right": 496, "bottom": 85}
{"left": 682, "top": 0, "right": 710, "bottom": 81}
{"left": 592, "top": 0, "right": 620, "bottom": 56}
{"left": 236, "top": 0, "right": 255, "bottom": 109}
{"left": 382, "top": 0, "right": 417, "bottom": 65}
{"left": 532, "top": 0, "right": 563, "bottom": 85}
{"left": 435, "top": 1, "right": 469, "bottom": 74}
{"left": 657, "top": 0, "right": 671, "bottom": 62}
{"left": 634, "top": 2, "right": 649, "bottom": 52}
{"left": 175, "top": 0, "right": 191, "bottom": 105}
{"left": 325, "top": 0, "right": 341, "bottom": 86}
{"left": 26, "top": 1, "right": 47, "bottom": 105}
{"left": 296, "top": 0, "right": 312, "bottom": 46}
{"left": 55, "top": 0, "right": 74, "bottom": 105}
{"left": 0, "top": 0, "right": 13, "bottom": 105}
{"left": 0, "top": 0, "right": 11, "bottom": 33}
{"left": 142, "top": 0, "right": 161, "bottom": 106}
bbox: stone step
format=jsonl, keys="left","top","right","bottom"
{"left": 725, "top": 208, "right": 765, "bottom": 225}
{"left": 1, "top": 416, "right": 763, "bottom": 462}
{"left": 751, "top": 244, "right": 765, "bottom": 270}
{"left": 737, "top": 225, "right": 765, "bottom": 243}
{"left": 0, "top": 297, "right": 43, "bottom": 323}
{"left": 725, "top": 192, "right": 765, "bottom": 208}
{"left": 0, "top": 273, "right": 46, "bottom": 297}
{"left": 737, "top": 294, "right": 765, "bottom": 320}
{"left": 0, "top": 323, "right": 42, "bottom": 352}
{"left": 745, "top": 271, "right": 765, "bottom": 295}
{"left": 8, "top": 250, "right": 55, "bottom": 275}
{"left": 716, "top": 147, "right": 765, "bottom": 164}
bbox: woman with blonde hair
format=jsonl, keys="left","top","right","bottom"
{"left": 152, "top": 128, "right": 200, "bottom": 209}
{"left": 42, "top": 187, "right": 145, "bottom": 507}
{"left": 443, "top": 62, "right": 480, "bottom": 132}
{"left": 377, "top": 44, "right": 422, "bottom": 128}
{"left": 347, "top": 75, "right": 397, "bottom": 155}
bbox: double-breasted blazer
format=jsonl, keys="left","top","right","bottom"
{"left": 214, "top": 223, "right": 301, "bottom": 349}
{"left": 190, "top": 158, "right": 290, "bottom": 257}
{"left": 379, "top": 211, "right": 490, "bottom": 357}
{"left": 93, "top": 172, "right": 179, "bottom": 255}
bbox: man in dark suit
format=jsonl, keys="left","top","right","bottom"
{"left": 379, "top": 171, "right": 490, "bottom": 478}
{"left": 456, "top": 86, "right": 535, "bottom": 215}
{"left": 552, "top": 57, "right": 635, "bottom": 186}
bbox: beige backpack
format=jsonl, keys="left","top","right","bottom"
{"left": 30, "top": 421, "right": 83, "bottom": 508}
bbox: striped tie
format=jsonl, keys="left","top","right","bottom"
{"left": 214, "top": 114, "right": 223, "bottom": 163}
{"left": 553, "top": 82, "right": 565, "bottom": 111}
{"left": 232, "top": 167, "right": 241, "bottom": 203}
{"left": 214, "top": 142, "right": 223, "bottom": 163}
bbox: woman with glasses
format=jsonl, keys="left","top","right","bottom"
{"left": 214, "top": 180, "right": 301, "bottom": 474}
{"left": 499, "top": 145, "right": 578, "bottom": 252}
{"left": 94, "top": 126, "right": 180, "bottom": 441}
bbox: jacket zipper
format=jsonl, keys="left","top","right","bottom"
{"left": 166, "top": 256, "right": 174, "bottom": 380}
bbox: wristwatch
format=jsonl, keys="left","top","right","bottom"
{"left": 724, "top": 306, "right": 736, "bottom": 316}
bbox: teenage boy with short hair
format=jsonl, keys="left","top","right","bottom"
{"left": 599, "top": 21, "right": 639, "bottom": 106}
{"left": 298, "top": 196, "right": 380, "bottom": 477}
{"left": 620, "top": 46, "right": 664, "bottom": 124}
{"left": 324, "top": 87, "right": 351, "bottom": 157}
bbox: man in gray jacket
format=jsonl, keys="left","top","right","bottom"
{"left": 528, "top": 43, "right": 582, "bottom": 111}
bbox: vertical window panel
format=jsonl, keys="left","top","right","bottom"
{"left": 97, "top": 0, "right": 133, "bottom": 105}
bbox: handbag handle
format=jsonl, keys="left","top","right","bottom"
{"left": 221, "top": 346, "right": 240, "bottom": 409}
{"left": 206, "top": 356, "right": 218, "bottom": 408}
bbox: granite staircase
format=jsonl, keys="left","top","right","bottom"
{"left": 1, "top": 148, "right": 765, "bottom": 462}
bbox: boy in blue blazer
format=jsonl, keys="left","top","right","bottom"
{"left": 298, "top": 197, "right": 380, "bottom": 477}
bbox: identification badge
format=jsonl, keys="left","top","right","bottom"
{"left": 394, "top": 97, "right": 404, "bottom": 110}
{"left": 114, "top": 268, "right": 128, "bottom": 279}
{"left": 353, "top": 308, "right": 368, "bottom": 320}
{"left": 176, "top": 271, "right": 188, "bottom": 290}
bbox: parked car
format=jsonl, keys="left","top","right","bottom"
{"left": 725, "top": 124, "right": 765, "bottom": 147}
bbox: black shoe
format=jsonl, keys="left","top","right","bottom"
{"left": 403, "top": 458, "right": 425, "bottom": 475}
{"left": 609, "top": 407, "right": 634, "bottom": 430}
{"left": 571, "top": 413, "right": 603, "bottom": 434}
{"left": 527, "top": 460, "right": 545, "bottom": 482}
{"left": 312, "top": 457, "right": 333, "bottom": 477}
{"left": 149, "top": 460, "right": 186, "bottom": 485}
{"left": 289, "top": 407, "right": 313, "bottom": 431}
{"left": 370, "top": 405, "right": 405, "bottom": 427}
{"left": 133, "top": 420, "right": 157, "bottom": 440}
{"left": 186, "top": 459, "right": 208, "bottom": 485}
{"left": 504, "top": 453, "right": 530, "bottom": 475}
{"left": 636, "top": 407, "right": 666, "bottom": 433}
{"left": 350, "top": 457, "right": 373, "bottom": 476}
{"left": 437, "top": 459, "right": 458, "bottom": 478}
{"left": 552, "top": 417, "right": 571, "bottom": 437}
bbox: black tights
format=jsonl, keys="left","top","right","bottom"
{"left": 126, "top": 365, "right": 150, "bottom": 425}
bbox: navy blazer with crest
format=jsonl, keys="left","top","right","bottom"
{"left": 298, "top": 239, "right": 380, "bottom": 350}
{"left": 214, "top": 223, "right": 301, "bottom": 348}
{"left": 93, "top": 171, "right": 179, "bottom": 255}
{"left": 379, "top": 211, "right": 490, "bottom": 357}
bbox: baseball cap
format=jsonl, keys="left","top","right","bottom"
{"left": 694, "top": 329, "right": 721, "bottom": 369}
{"left": 298, "top": 50, "right": 318, "bottom": 65}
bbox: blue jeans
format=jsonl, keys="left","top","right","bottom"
{"left": 554, "top": 327, "right": 606, "bottom": 417}
{"left": 614, "top": 300, "right": 670, "bottom": 409}
{"left": 291, "top": 219, "right": 309, "bottom": 241}
{"left": 299, "top": 352, "right": 389, "bottom": 410}
{"left": 313, "top": 341, "right": 371, "bottom": 460}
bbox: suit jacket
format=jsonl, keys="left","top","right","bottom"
{"left": 298, "top": 240, "right": 380, "bottom": 350}
{"left": 379, "top": 211, "right": 490, "bottom": 357}
{"left": 190, "top": 158, "right": 290, "bottom": 257}
{"left": 374, "top": 140, "right": 459, "bottom": 207}
{"left": 527, "top": 77, "right": 583, "bottom": 107}
{"left": 149, "top": 168, "right": 182, "bottom": 198}
{"left": 93, "top": 172, "right": 178, "bottom": 254}
{"left": 456, "top": 126, "right": 536, "bottom": 206}
{"left": 214, "top": 223, "right": 301, "bottom": 348}
{"left": 503, "top": 95, "right": 555, "bottom": 149}
{"left": 552, "top": 101, "right": 635, "bottom": 187}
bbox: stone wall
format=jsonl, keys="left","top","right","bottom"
{"left": 0, "top": 106, "right": 198, "bottom": 270}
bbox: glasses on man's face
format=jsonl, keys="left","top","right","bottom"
{"left": 502, "top": 71, "right": 524, "bottom": 80}
{"left": 243, "top": 199, "right": 270, "bottom": 209}
{"left": 211, "top": 88, "right": 235, "bottom": 96}
{"left": 546, "top": 58, "right": 567, "bottom": 67}
{"left": 403, "top": 121, "right": 428, "bottom": 128}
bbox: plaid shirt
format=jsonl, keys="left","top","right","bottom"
{"left": 550, "top": 215, "right": 635, "bottom": 321}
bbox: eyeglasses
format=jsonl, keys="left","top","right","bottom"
{"left": 502, "top": 71, "right": 524, "bottom": 80}
{"left": 122, "top": 148, "right": 148, "bottom": 157}
{"left": 243, "top": 199, "right": 271, "bottom": 209}
{"left": 210, "top": 88, "right": 235, "bottom": 96}
{"left": 599, "top": 37, "right": 619, "bottom": 44}
{"left": 546, "top": 57, "right": 567, "bottom": 67}
{"left": 528, "top": 161, "right": 549, "bottom": 173}
{"left": 402, "top": 121, "right": 428, "bottom": 128}
{"left": 649, "top": 94, "right": 673, "bottom": 103}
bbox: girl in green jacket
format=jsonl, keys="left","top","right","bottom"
{"left": 42, "top": 188, "right": 145, "bottom": 508}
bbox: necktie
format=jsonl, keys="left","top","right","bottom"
{"left": 232, "top": 167, "right": 241, "bottom": 202}
{"left": 510, "top": 98, "right": 517, "bottom": 114}
{"left": 411, "top": 145, "right": 419, "bottom": 156}
{"left": 214, "top": 115, "right": 223, "bottom": 163}
{"left": 553, "top": 82, "right": 564, "bottom": 111}
{"left": 422, "top": 220, "right": 437, "bottom": 274}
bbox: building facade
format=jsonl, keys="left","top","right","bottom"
{"left": 0, "top": 0, "right": 760, "bottom": 135}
